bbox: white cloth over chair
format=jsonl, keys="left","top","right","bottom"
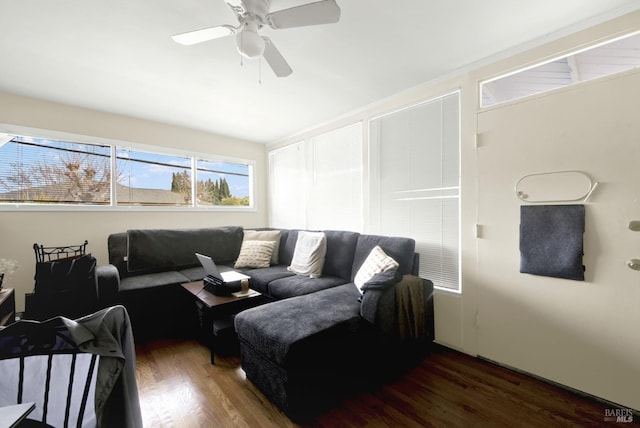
{"left": 0, "top": 305, "right": 142, "bottom": 428}
{"left": 1, "top": 353, "right": 99, "bottom": 427}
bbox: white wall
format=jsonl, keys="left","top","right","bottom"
{"left": 0, "top": 91, "right": 268, "bottom": 311}
{"left": 269, "top": 10, "right": 640, "bottom": 411}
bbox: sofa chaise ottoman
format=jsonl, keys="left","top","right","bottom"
{"left": 235, "top": 234, "right": 434, "bottom": 422}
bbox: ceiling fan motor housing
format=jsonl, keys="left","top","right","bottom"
{"left": 235, "top": 0, "right": 270, "bottom": 58}
{"left": 241, "top": 0, "right": 270, "bottom": 17}
{"left": 237, "top": 20, "right": 265, "bottom": 58}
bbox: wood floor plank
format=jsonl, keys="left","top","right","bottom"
{"left": 135, "top": 339, "right": 636, "bottom": 427}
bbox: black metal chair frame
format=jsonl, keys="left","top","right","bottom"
{"left": 26, "top": 240, "right": 95, "bottom": 321}
{"left": 33, "top": 240, "right": 88, "bottom": 263}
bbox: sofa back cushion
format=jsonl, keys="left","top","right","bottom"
{"left": 245, "top": 228, "right": 292, "bottom": 266}
{"left": 242, "top": 229, "right": 282, "bottom": 264}
{"left": 287, "top": 231, "right": 327, "bottom": 278}
{"left": 280, "top": 229, "right": 299, "bottom": 266}
{"left": 351, "top": 234, "right": 416, "bottom": 282}
{"left": 124, "top": 226, "right": 243, "bottom": 275}
{"left": 322, "top": 230, "right": 360, "bottom": 281}
{"left": 108, "top": 232, "right": 129, "bottom": 277}
{"left": 278, "top": 230, "right": 359, "bottom": 282}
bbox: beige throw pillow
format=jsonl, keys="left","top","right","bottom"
{"left": 354, "top": 245, "right": 399, "bottom": 292}
{"left": 234, "top": 240, "right": 276, "bottom": 269}
{"left": 287, "top": 231, "right": 327, "bottom": 278}
{"left": 243, "top": 229, "right": 282, "bottom": 264}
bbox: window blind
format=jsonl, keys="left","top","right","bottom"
{"left": 268, "top": 141, "right": 306, "bottom": 228}
{"left": 0, "top": 136, "right": 111, "bottom": 205}
{"left": 307, "top": 123, "right": 363, "bottom": 231}
{"left": 268, "top": 123, "right": 363, "bottom": 231}
{"left": 369, "top": 92, "right": 460, "bottom": 291}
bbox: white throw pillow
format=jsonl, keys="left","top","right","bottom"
{"left": 354, "top": 245, "right": 399, "bottom": 292}
{"left": 234, "top": 240, "right": 276, "bottom": 269}
{"left": 287, "top": 231, "right": 327, "bottom": 278}
{"left": 243, "top": 229, "right": 281, "bottom": 264}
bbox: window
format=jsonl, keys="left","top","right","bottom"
{"left": 116, "top": 148, "right": 192, "bottom": 206}
{"left": 268, "top": 123, "right": 363, "bottom": 231}
{"left": 268, "top": 99, "right": 460, "bottom": 292}
{"left": 0, "top": 133, "right": 254, "bottom": 209}
{"left": 307, "top": 123, "right": 362, "bottom": 231}
{"left": 481, "top": 31, "right": 640, "bottom": 107}
{"left": 369, "top": 91, "right": 460, "bottom": 292}
{"left": 196, "top": 159, "right": 251, "bottom": 207}
{"left": 0, "top": 136, "right": 111, "bottom": 205}
{"left": 268, "top": 142, "right": 306, "bottom": 228}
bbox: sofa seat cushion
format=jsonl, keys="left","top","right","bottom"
{"left": 235, "top": 284, "right": 365, "bottom": 367}
{"left": 239, "top": 265, "right": 295, "bottom": 294}
{"left": 119, "top": 271, "right": 190, "bottom": 292}
{"left": 179, "top": 263, "right": 241, "bottom": 282}
{"left": 177, "top": 266, "right": 207, "bottom": 282}
{"left": 267, "top": 275, "right": 348, "bottom": 299}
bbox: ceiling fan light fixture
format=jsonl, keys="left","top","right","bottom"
{"left": 236, "top": 28, "right": 265, "bottom": 58}
{"left": 174, "top": 0, "right": 342, "bottom": 76}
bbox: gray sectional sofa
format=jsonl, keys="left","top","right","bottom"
{"left": 98, "top": 226, "right": 435, "bottom": 421}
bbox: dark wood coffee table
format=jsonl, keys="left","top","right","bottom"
{"left": 181, "top": 281, "right": 269, "bottom": 364}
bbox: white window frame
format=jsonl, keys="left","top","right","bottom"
{"left": 480, "top": 31, "right": 640, "bottom": 108}
{"left": 0, "top": 124, "right": 256, "bottom": 212}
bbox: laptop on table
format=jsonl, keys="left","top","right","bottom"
{"left": 195, "top": 252, "right": 250, "bottom": 287}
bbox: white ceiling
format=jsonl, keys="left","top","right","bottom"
{"left": 1, "top": 0, "right": 639, "bottom": 143}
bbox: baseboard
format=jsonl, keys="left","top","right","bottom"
{"left": 476, "top": 354, "right": 639, "bottom": 417}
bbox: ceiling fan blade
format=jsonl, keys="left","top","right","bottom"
{"left": 267, "top": 0, "right": 340, "bottom": 29}
{"left": 262, "top": 37, "right": 293, "bottom": 77}
{"left": 172, "top": 25, "right": 236, "bottom": 46}
{"left": 224, "top": 0, "right": 247, "bottom": 15}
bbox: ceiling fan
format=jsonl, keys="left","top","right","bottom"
{"left": 172, "top": 0, "right": 341, "bottom": 77}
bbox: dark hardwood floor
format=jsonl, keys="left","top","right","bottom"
{"left": 135, "top": 338, "right": 633, "bottom": 427}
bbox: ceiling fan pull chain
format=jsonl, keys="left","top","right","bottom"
{"left": 240, "top": 30, "right": 244, "bottom": 67}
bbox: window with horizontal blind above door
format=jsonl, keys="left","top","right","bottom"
{"left": 369, "top": 91, "right": 460, "bottom": 292}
